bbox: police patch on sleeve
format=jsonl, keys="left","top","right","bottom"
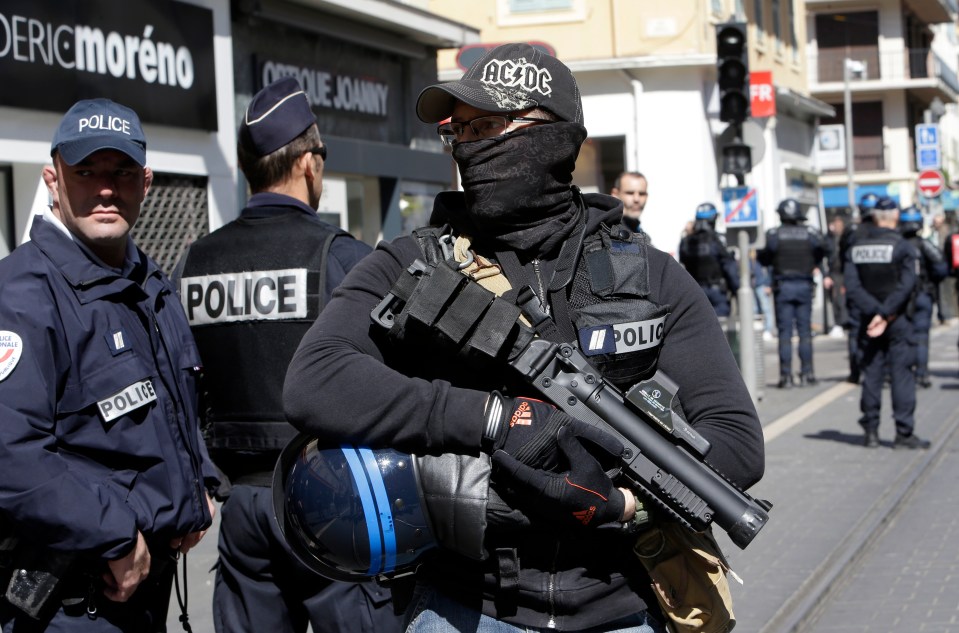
{"left": 579, "top": 316, "right": 667, "bottom": 357}
{"left": 180, "top": 269, "right": 309, "bottom": 325}
{"left": 0, "top": 331, "right": 23, "bottom": 382}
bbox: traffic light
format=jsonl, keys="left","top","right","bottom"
{"left": 716, "top": 22, "right": 750, "bottom": 123}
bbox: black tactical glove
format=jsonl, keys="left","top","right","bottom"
{"left": 491, "top": 422, "right": 626, "bottom": 528}
{"left": 482, "top": 392, "right": 574, "bottom": 468}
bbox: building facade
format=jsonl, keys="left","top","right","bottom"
{"left": 0, "top": 0, "right": 477, "bottom": 270}
{"left": 806, "top": 0, "right": 959, "bottom": 216}
{"left": 424, "top": 0, "right": 833, "bottom": 254}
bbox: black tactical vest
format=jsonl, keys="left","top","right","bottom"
{"left": 179, "top": 210, "right": 341, "bottom": 462}
{"left": 684, "top": 231, "right": 723, "bottom": 286}
{"left": 393, "top": 222, "right": 669, "bottom": 393}
{"left": 773, "top": 224, "right": 816, "bottom": 278}
{"left": 850, "top": 230, "right": 901, "bottom": 301}
{"left": 906, "top": 235, "right": 931, "bottom": 289}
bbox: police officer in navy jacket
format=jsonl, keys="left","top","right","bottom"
{"left": 844, "top": 198, "right": 926, "bottom": 449}
{"left": 0, "top": 99, "right": 218, "bottom": 631}
{"left": 176, "top": 78, "right": 399, "bottom": 633}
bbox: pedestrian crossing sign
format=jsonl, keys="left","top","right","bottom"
{"left": 722, "top": 187, "right": 760, "bottom": 226}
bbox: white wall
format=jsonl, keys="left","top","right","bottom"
{"left": 580, "top": 66, "right": 719, "bottom": 255}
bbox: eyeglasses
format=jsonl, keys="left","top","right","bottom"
{"left": 309, "top": 146, "right": 327, "bottom": 161}
{"left": 436, "top": 115, "right": 553, "bottom": 146}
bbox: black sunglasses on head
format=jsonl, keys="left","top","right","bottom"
{"left": 309, "top": 146, "right": 327, "bottom": 161}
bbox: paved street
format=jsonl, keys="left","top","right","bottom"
{"left": 169, "top": 321, "right": 959, "bottom": 632}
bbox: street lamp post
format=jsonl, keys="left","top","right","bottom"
{"left": 844, "top": 58, "right": 865, "bottom": 213}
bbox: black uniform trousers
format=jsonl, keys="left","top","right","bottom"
{"left": 773, "top": 278, "right": 814, "bottom": 376}
{"left": 912, "top": 291, "right": 934, "bottom": 379}
{"left": 213, "top": 484, "right": 402, "bottom": 633}
{"left": 857, "top": 316, "right": 917, "bottom": 437}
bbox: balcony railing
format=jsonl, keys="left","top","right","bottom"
{"left": 810, "top": 46, "right": 959, "bottom": 94}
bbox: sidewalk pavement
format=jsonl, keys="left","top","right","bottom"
{"left": 169, "top": 322, "right": 959, "bottom": 633}
{"left": 717, "top": 322, "right": 959, "bottom": 632}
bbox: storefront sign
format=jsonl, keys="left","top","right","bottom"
{"left": 0, "top": 0, "right": 216, "bottom": 130}
{"left": 259, "top": 59, "right": 390, "bottom": 118}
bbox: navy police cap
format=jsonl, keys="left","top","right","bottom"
{"left": 51, "top": 98, "right": 146, "bottom": 166}
{"left": 240, "top": 77, "right": 316, "bottom": 157}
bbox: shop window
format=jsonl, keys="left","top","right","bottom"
{"left": 133, "top": 173, "right": 209, "bottom": 276}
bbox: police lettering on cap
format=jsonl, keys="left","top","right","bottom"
{"left": 416, "top": 43, "right": 583, "bottom": 125}
{"left": 240, "top": 77, "right": 317, "bottom": 157}
{"left": 51, "top": 99, "right": 147, "bottom": 166}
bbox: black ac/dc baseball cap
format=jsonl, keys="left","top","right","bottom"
{"left": 416, "top": 43, "right": 583, "bottom": 125}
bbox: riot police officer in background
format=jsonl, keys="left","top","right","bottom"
{"left": 839, "top": 192, "right": 881, "bottom": 383}
{"left": 898, "top": 206, "right": 948, "bottom": 388}
{"left": 176, "top": 78, "right": 400, "bottom": 633}
{"left": 758, "top": 198, "right": 829, "bottom": 388}
{"left": 679, "top": 203, "right": 740, "bottom": 317}
{"left": 845, "top": 200, "right": 926, "bottom": 449}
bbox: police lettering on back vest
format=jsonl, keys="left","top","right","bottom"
{"left": 850, "top": 231, "right": 901, "bottom": 300}
{"left": 772, "top": 225, "right": 817, "bottom": 278}
{"left": 180, "top": 213, "right": 341, "bottom": 453}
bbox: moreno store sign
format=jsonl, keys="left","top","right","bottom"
{"left": 0, "top": 0, "right": 217, "bottom": 130}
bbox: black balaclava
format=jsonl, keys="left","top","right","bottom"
{"left": 448, "top": 121, "right": 587, "bottom": 257}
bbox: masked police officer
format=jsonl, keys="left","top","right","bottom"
{"left": 898, "top": 206, "right": 948, "bottom": 388}
{"left": 283, "top": 43, "right": 765, "bottom": 632}
{"left": 845, "top": 198, "right": 927, "bottom": 449}
{"left": 0, "top": 99, "right": 218, "bottom": 631}
{"left": 758, "top": 198, "right": 829, "bottom": 388}
{"left": 176, "top": 78, "right": 400, "bottom": 633}
{"left": 679, "top": 203, "right": 741, "bottom": 317}
{"left": 839, "top": 193, "right": 881, "bottom": 383}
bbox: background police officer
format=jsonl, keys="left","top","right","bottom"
{"left": 758, "top": 198, "right": 829, "bottom": 388}
{"left": 0, "top": 99, "right": 217, "bottom": 631}
{"left": 679, "top": 203, "right": 740, "bottom": 317}
{"left": 176, "top": 78, "right": 400, "bottom": 633}
{"left": 839, "top": 193, "right": 881, "bottom": 383}
{"left": 898, "top": 206, "right": 948, "bottom": 388}
{"left": 844, "top": 199, "right": 926, "bottom": 449}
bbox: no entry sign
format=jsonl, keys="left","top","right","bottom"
{"left": 918, "top": 169, "right": 945, "bottom": 197}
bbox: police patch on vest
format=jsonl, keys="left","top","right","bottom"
{"left": 851, "top": 244, "right": 894, "bottom": 264}
{"left": 0, "top": 331, "right": 23, "bottom": 382}
{"left": 180, "top": 269, "right": 309, "bottom": 325}
{"left": 98, "top": 379, "right": 157, "bottom": 422}
{"left": 579, "top": 316, "right": 666, "bottom": 357}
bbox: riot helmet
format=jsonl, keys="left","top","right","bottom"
{"left": 776, "top": 198, "right": 805, "bottom": 224}
{"left": 858, "top": 193, "right": 880, "bottom": 221}
{"left": 898, "top": 205, "right": 923, "bottom": 236}
{"left": 273, "top": 434, "right": 437, "bottom": 582}
{"left": 695, "top": 202, "right": 718, "bottom": 220}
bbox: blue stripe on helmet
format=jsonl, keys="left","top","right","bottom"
{"left": 359, "top": 447, "right": 398, "bottom": 573}
{"left": 340, "top": 446, "right": 383, "bottom": 576}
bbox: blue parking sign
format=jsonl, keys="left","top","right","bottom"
{"left": 916, "top": 124, "right": 941, "bottom": 170}
{"left": 722, "top": 187, "right": 759, "bottom": 226}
